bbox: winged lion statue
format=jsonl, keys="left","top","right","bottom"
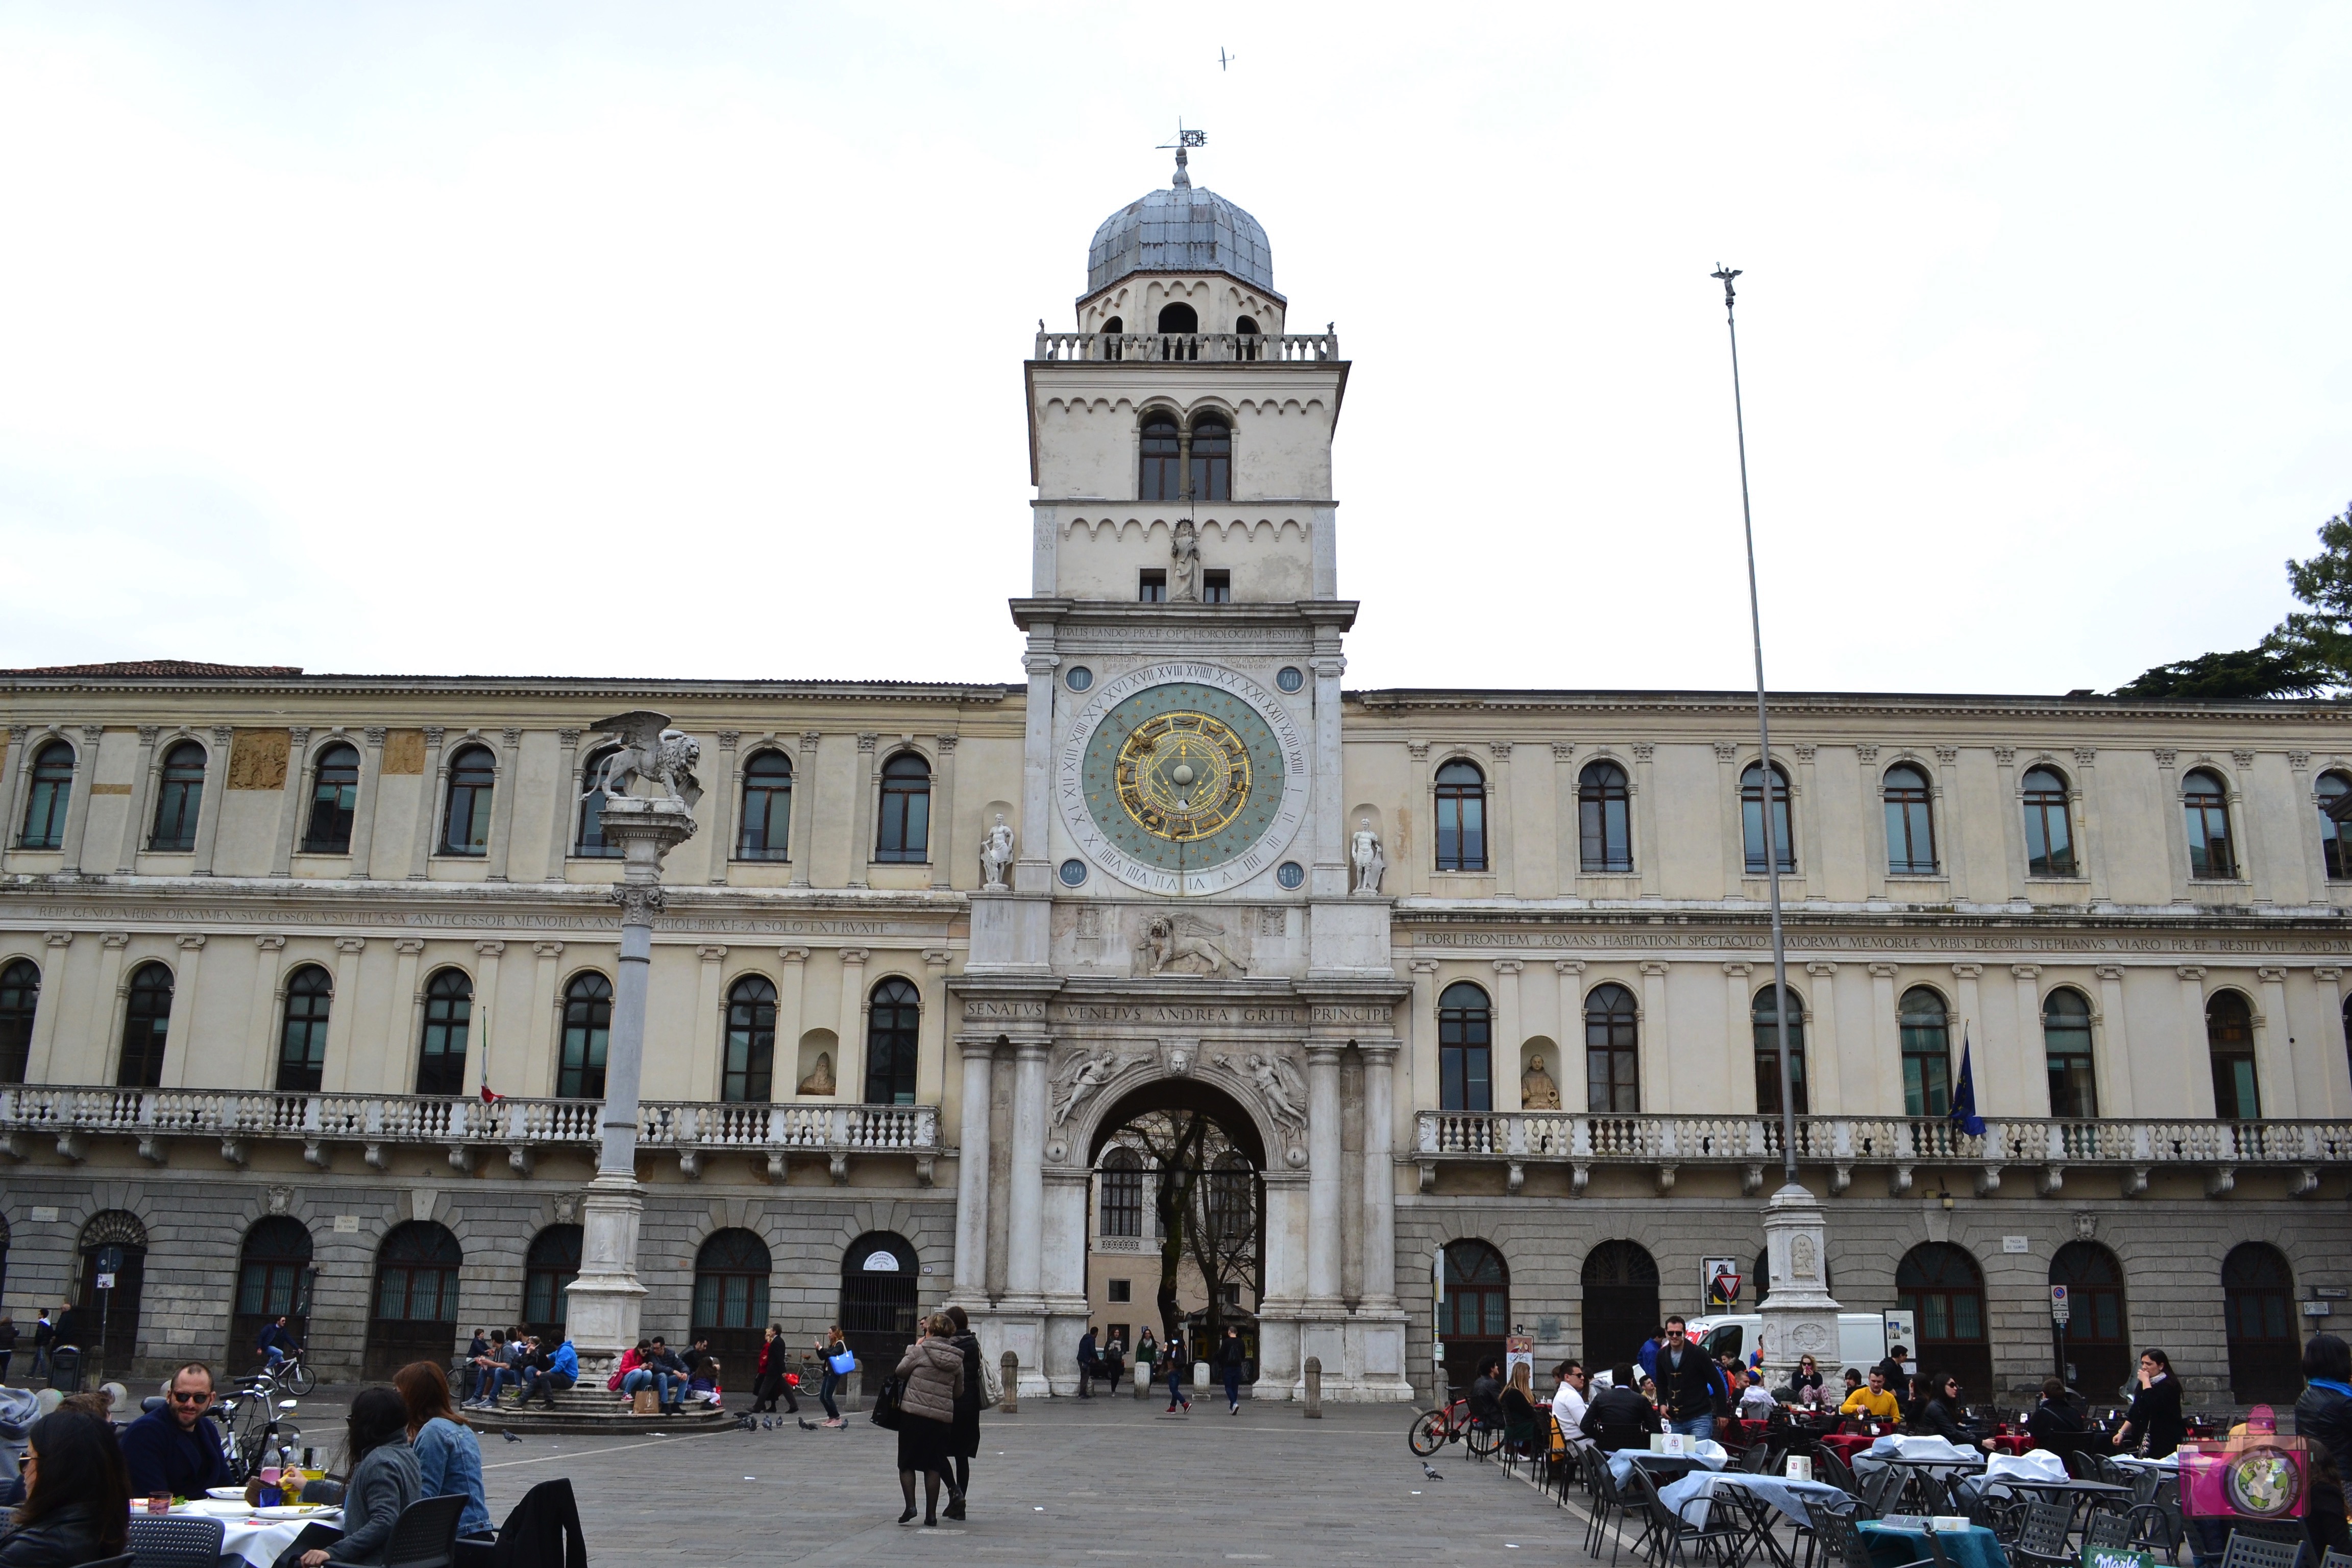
{"left": 584, "top": 709, "right": 704, "bottom": 808}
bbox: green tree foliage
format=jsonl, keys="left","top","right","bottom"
{"left": 2114, "top": 502, "right": 2352, "bottom": 699}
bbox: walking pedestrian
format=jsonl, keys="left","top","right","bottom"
{"left": 1136, "top": 1327, "right": 1158, "bottom": 1386}
{"left": 891, "top": 1313, "right": 966, "bottom": 1528}
{"left": 1075, "top": 1326, "right": 1098, "bottom": 1398}
{"left": 2111, "top": 1348, "right": 2185, "bottom": 1458}
{"left": 1101, "top": 1334, "right": 1125, "bottom": 1396}
{"left": 1215, "top": 1326, "right": 1248, "bottom": 1414}
{"left": 28, "top": 1311, "right": 53, "bottom": 1383}
{"left": 1164, "top": 1331, "right": 1191, "bottom": 1412}
{"left": 944, "top": 1305, "right": 983, "bottom": 1520}
{"left": 815, "top": 1327, "right": 850, "bottom": 1428}
{"left": 753, "top": 1325, "right": 798, "bottom": 1414}
{"left": 0, "top": 1317, "right": 15, "bottom": 1383}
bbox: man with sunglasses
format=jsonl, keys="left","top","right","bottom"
{"left": 120, "top": 1362, "right": 230, "bottom": 1500}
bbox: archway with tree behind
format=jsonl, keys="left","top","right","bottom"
{"left": 1087, "top": 1079, "right": 1267, "bottom": 1380}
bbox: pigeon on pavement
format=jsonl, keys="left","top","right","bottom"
{"left": 1420, "top": 1462, "right": 1443, "bottom": 1480}
{"left": 500, "top": 1431, "right": 522, "bottom": 1444}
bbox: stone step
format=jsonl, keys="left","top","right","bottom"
{"left": 466, "top": 1393, "right": 740, "bottom": 1438}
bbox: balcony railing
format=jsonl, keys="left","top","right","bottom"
{"left": 0, "top": 1085, "right": 939, "bottom": 1183}
{"left": 1413, "top": 1110, "right": 2352, "bottom": 1198}
{"left": 1034, "top": 330, "right": 1338, "bottom": 363}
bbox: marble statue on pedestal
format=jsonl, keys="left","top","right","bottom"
{"left": 979, "top": 814, "right": 1015, "bottom": 890}
{"left": 585, "top": 709, "right": 703, "bottom": 807}
{"left": 1350, "top": 819, "right": 1386, "bottom": 894}
{"left": 1170, "top": 519, "right": 1201, "bottom": 602}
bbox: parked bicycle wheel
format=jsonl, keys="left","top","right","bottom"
{"left": 1409, "top": 1409, "right": 1451, "bottom": 1456}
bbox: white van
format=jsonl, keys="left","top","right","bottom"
{"left": 1685, "top": 1313, "right": 1891, "bottom": 1377}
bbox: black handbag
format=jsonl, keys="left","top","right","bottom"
{"left": 871, "top": 1375, "right": 904, "bottom": 1431}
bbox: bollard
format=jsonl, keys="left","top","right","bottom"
{"left": 1304, "top": 1355, "right": 1322, "bottom": 1418}
{"left": 999, "top": 1351, "right": 1019, "bottom": 1414}
{"left": 1193, "top": 1359, "right": 1210, "bottom": 1391}
{"left": 1134, "top": 1357, "right": 1150, "bottom": 1400}
{"left": 846, "top": 1358, "right": 863, "bottom": 1413}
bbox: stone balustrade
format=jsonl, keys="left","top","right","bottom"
{"left": 1413, "top": 1109, "right": 2352, "bottom": 1199}
{"left": 0, "top": 1084, "right": 939, "bottom": 1182}
{"left": 1033, "top": 329, "right": 1339, "bottom": 363}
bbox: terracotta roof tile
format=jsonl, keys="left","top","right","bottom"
{"left": 0, "top": 659, "right": 304, "bottom": 677}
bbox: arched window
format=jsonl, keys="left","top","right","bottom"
{"left": 118, "top": 961, "right": 173, "bottom": 1087}
{"left": 1434, "top": 760, "right": 1487, "bottom": 872}
{"left": 723, "top": 974, "right": 777, "bottom": 1102}
{"left": 366, "top": 1221, "right": 461, "bottom": 1379}
{"left": 1578, "top": 761, "right": 1633, "bottom": 873}
{"left": 1883, "top": 764, "right": 1938, "bottom": 875}
{"left": 694, "top": 1228, "right": 772, "bottom": 1363}
{"left": 150, "top": 741, "right": 207, "bottom": 852}
{"left": 20, "top": 741, "right": 74, "bottom": 850}
{"left": 416, "top": 968, "right": 472, "bottom": 1096}
{"left": 0, "top": 959, "right": 37, "bottom": 1084}
{"left": 302, "top": 743, "right": 361, "bottom": 854}
{"left": 558, "top": 973, "right": 612, "bottom": 1099}
{"left": 231, "top": 1216, "right": 312, "bottom": 1370}
{"left": 840, "top": 1232, "right": 919, "bottom": 1389}
{"left": 574, "top": 747, "right": 621, "bottom": 858}
{"left": 2222, "top": 1242, "right": 2298, "bottom": 1403}
{"left": 2022, "top": 766, "right": 2076, "bottom": 876}
{"left": 864, "top": 976, "right": 921, "bottom": 1105}
{"left": 1440, "top": 1240, "right": 1510, "bottom": 1395}
{"left": 1752, "top": 984, "right": 1807, "bottom": 1116}
{"left": 2050, "top": 1241, "right": 2129, "bottom": 1396}
{"left": 1580, "top": 1239, "right": 1660, "bottom": 1375}
{"left": 523, "top": 1224, "right": 582, "bottom": 1340}
{"left": 1584, "top": 983, "right": 1640, "bottom": 1113}
{"left": 2320, "top": 773, "right": 2351, "bottom": 881}
{"left": 1898, "top": 1242, "right": 1990, "bottom": 1394}
{"left": 440, "top": 744, "right": 496, "bottom": 856}
{"left": 2042, "top": 987, "right": 2098, "bottom": 1119}
{"left": 1234, "top": 314, "right": 1262, "bottom": 360}
{"left": 1741, "top": 762, "right": 1795, "bottom": 874}
{"left": 1189, "top": 413, "right": 1231, "bottom": 501}
{"left": 875, "top": 753, "right": 931, "bottom": 863}
{"left": 1437, "top": 981, "right": 1491, "bottom": 1112}
{"left": 1898, "top": 987, "right": 1950, "bottom": 1116}
{"left": 2183, "top": 769, "right": 2236, "bottom": 879}
{"left": 1156, "top": 301, "right": 1198, "bottom": 336}
{"left": 1100, "top": 1146, "right": 1144, "bottom": 1238}
{"left": 738, "top": 750, "right": 793, "bottom": 861}
{"left": 2206, "top": 989, "right": 2258, "bottom": 1119}
{"left": 1139, "top": 412, "right": 1181, "bottom": 500}
{"left": 275, "top": 965, "right": 333, "bottom": 1094}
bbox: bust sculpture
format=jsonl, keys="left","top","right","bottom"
{"left": 1350, "top": 817, "right": 1386, "bottom": 895}
{"left": 978, "top": 813, "right": 1015, "bottom": 890}
{"left": 1521, "top": 1052, "right": 1561, "bottom": 1111}
{"left": 1170, "top": 519, "right": 1201, "bottom": 602}
{"left": 796, "top": 1052, "right": 835, "bottom": 1096}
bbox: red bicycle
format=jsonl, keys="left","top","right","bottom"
{"left": 1409, "top": 1392, "right": 1502, "bottom": 1458}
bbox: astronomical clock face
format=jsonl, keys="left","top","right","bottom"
{"left": 1057, "top": 662, "right": 1311, "bottom": 895}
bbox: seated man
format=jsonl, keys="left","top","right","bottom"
{"left": 2024, "top": 1377, "right": 2102, "bottom": 1461}
{"left": 119, "top": 1363, "right": 231, "bottom": 1501}
{"left": 464, "top": 1330, "right": 514, "bottom": 1409}
{"left": 1466, "top": 1357, "right": 1505, "bottom": 1431}
{"left": 1840, "top": 1365, "right": 1902, "bottom": 1424}
{"left": 636, "top": 1337, "right": 690, "bottom": 1415}
{"left": 519, "top": 1338, "right": 578, "bottom": 1410}
{"left": 1580, "top": 1365, "right": 1664, "bottom": 1452}
{"left": 1736, "top": 1368, "right": 1780, "bottom": 1419}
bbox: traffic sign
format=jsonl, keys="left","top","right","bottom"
{"left": 2050, "top": 1285, "right": 2071, "bottom": 1324}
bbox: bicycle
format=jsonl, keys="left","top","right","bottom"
{"left": 1409, "top": 1391, "right": 1502, "bottom": 1459}
{"left": 209, "top": 1373, "right": 307, "bottom": 1481}
{"left": 259, "top": 1345, "right": 317, "bottom": 1396}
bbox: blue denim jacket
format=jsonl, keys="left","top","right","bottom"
{"left": 412, "top": 1416, "right": 494, "bottom": 1537}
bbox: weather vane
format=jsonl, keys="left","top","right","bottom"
{"left": 1158, "top": 119, "right": 1207, "bottom": 187}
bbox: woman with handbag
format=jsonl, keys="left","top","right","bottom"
{"left": 891, "top": 1313, "right": 966, "bottom": 1527}
{"left": 944, "top": 1305, "right": 984, "bottom": 1520}
{"left": 812, "top": 1327, "right": 852, "bottom": 1429}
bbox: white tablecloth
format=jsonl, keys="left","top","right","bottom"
{"left": 1608, "top": 1441, "right": 1731, "bottom": 1487}
{"left": 1658, "top": 1470, "right": 1853, "bottom": 1529}
{"left": 173, "top": 1499, "right": 344, "bottom": 1568}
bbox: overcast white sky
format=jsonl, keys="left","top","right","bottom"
{"left": 2, "top": 4, "right": 2346, "bottom": 695}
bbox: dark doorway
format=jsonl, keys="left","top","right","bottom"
{"left": 839, "top": 1232, "right": 918, "bottom": 1392}
{"left": 366, "top": 1221, "right": 461, "bottom": 1380}
{"left": 523, "top": 1225, "right": 582, "bottom": 1345}
{"left": 2050, "top": 1241, "right": 2129, "bottom": 1399}
{"left": 2222, "top": 1242, "right": 2298, "bottom": 1404}
{"left": 230, "top": 1217, "right": 313, "bottom": 1375}
{"left": 692, "top": 1229, "right": 772, "bottom": 1370}
{"left": 1440, "top": 1240, "right": 1509, "bottom": 1399}
{"left": 1898, "top": 1243, "right": 1992, "bottom": 1397}
{"left": 1582, "top": 1239, "right": 1660, "bottom": 1375}
{"left": 74, "top": 1211, "right": 150, "bottom": 1381}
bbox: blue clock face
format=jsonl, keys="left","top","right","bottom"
{"left": 1081, "top": 683, "right": 1285, "bottom": 871}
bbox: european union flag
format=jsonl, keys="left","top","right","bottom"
{"left": 1950, "top": 1027, "right": 1987, "bottom": 1137}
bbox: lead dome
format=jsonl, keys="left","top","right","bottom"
{"left": 1085, "top": 156, "right": 1280, "bottom": 301}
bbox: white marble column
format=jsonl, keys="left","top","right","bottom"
{"left": 241, "top": 935, "right": 285, "bottom": 1090}
{"left": 158, "top": 934, "right": 206, "bottom": 1088}
{"left": 485, "top": 728, "right": 522, "bottom": 882}
{"left": 1804, "top": 962, "right": 1842, "bottom": 1111}
{"left": 473, "top": 941, "right": 506, "bottom": 1094}
{"left": 1724, "top": 962, "right": 1755, "bottom": 1114}
{"left": 1359, "top": 1042, "right": 1400, "bottom": 1309}
{"left": 116, "top": 726, "right": 161, "bottom": 871}
{"left": 1952, "top": 963, "right": 1988, "bottom": 1105}
{"left": 705, "top": 731, "right": 740, "bottom": 884}
{"left": 2314, "top": 966, "right": 2351, "bottom": 1116}
{"left": 2177, "top": 966, "right": 2213, "bottom": 1113}
{"left": 848, "top": 733, "right": 878, "bottom": 889}
{"left": 1487, "top": 742, "right": 1515, "bottom": 893}
{"left": 915, "top": 950, "right": 951, "bottom": 1107}
{"left": 930, "top": 736, "right": 960, "bottom": 891}
{"left": 529, "top": 941, "right": 565, "bottom": 1095}
{"left": 0, "top": 727, "right": 30, "bottom": 874}
{"left": 2093, "top": 965, "right": 2135, "bottom": 1116}
{"left": 2073, "top": 749, "right": 2110, "bottom": 904}
{"left": 1306, "top": 1043, "right": 1343, "bottom": 1304}
{"left": 58, "top": 725, "right": 104, "bottom": 876}
{"left": 1555, "top": 961, "right": 1587, "bottom": 1112}
{"left": 1006, "top": 1041, "right": 1050, "bottom": 1299}
{"left": 349, "top": 727, "right": 386, "bottom": 878}
{"left": 787, "top": 732, "right": 820, "bottom": 888}
{"left": 1491, "top": 960, "right": 1523, "bottom": 1112}
{"left": 322, "top": 938, "right": 366, "bottom": 1092}
{"left": 1638, "top": 962, "right": 1669, "bottom": 1113}
{"left": 544, "top": 728, "right": 581, "bottom": 880}
{"left": 1631, "top": 743, "right": 1661, "bottom": 899}
{"left": 836, "top": 948, "right": 870, "bottom": 1104}
{"left": 776, "top": 948, "right": 812, "bottom": 1093}
{"left": 271, "top": 727, "right": 313, "bottom": 877}
{"left": 1868, "top": 964, "right": 1902, "bottom": 1113}
{"left": 691, "top": 946, "right": 727, "bottom": 1103}
{"left": 407, "top": 727, "right": 449, "bottom": 879}
{"left": 2012, "top": 966, "right": 2049, "bottom": 1116}
{"left": 2256, "top": 965, "right": 2299, "bottom": 1117}
{"left": 953, "top": 1040, "right": 996, "bottom": 1297}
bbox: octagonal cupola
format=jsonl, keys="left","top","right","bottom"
{"left": 1076, "top": 144, "right": 1287, "bottom": 339}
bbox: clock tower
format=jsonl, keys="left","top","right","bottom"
{"left": 953, "top": 143, "right": 1412, "bottom": 1401}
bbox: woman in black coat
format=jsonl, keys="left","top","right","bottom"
{"left": 0, "top": 1410, "right": 129, "bottom": 1568}
{"left": 1909, "top": 1373, "right": 1996, "bottom": 1451}
{"left": 944, "top": 1305, "right": 984, "bottom": 1522}
{"left": 2112, "top": 1348, "right": 2186, "bottom": 1458}
{"left": 2296, "top": 1333, "right": 2352, "bottom": 1556}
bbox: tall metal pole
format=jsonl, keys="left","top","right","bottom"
{"left": 1713, "top": 266, "right": 1799, "bottom": 1187}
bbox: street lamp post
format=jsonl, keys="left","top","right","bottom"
{"left": 562, "top": 713, "right": 700, "bottom": 1370}
{"left": 1712, "top": 268, "right": 1841, "bottom": 1382}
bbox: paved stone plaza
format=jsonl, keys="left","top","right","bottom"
{"left": 475, "top": 1396, "right": 1593, "bottom": 1565}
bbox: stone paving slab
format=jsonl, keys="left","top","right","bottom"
{"left": 478, "top": 1398, "right": 1605, "bottom": 1565}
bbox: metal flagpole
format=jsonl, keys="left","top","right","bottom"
{"left": 1712, "top": 265, "right": 1799, "bottom": 1188}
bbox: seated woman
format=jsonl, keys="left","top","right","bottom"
{"left": 1908, "top": 1371, "right": 1996, "bottom": 1451}
{"left": 1499, "top": 1363, "right": 1544, "bottom": 1454}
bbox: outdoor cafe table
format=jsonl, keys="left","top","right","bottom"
{"left": 169, "top": 1499, "right": 344, "bottom": 1568}
{"left": 1820, "top": 1431, "right": 1897, "bottom": 1463}
{"left": 1856, "top": 1521, "right": 2011, "bottom": 1568}
{"left": 1659, "top": 1469, "right": 1854, "bottom": 1530}
{"left": 1608, "top": 1446, "right": 1731, "bottom": 1488}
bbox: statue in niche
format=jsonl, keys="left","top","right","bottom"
{"left": 1170, "top": 518, "right": 1202, "bottom": 602}
{"left": 1521, "top": 1053, "right": 1561, "bottom": 1111}
{"left": 796, "top": 1052, "right": 836, "bottom": 1096}
{"left": 978, "top": 814, "right": 1015, "bottom": 890}
{"left": 1350, "top": 818, "right": 1386, "bottom": 895}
